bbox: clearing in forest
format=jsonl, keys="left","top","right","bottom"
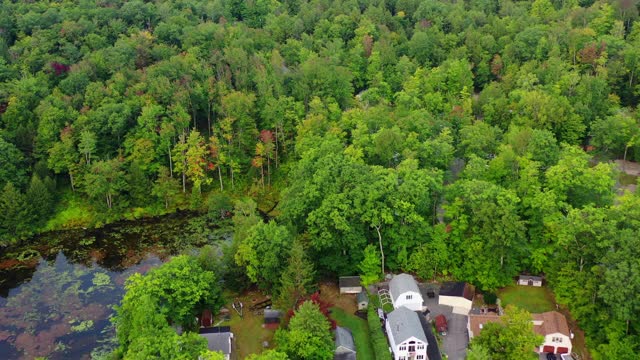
{"left": 497, "top": 285, "right": 555, "bottom": 313}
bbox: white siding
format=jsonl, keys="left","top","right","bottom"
{"left": 392, "top": 291, "right": 423, "bottom": 311}
{"left": 538, "top": 333, "right": 572, "bottom": 354}
{"left": 518, "top": 279, "right": 542, "bottom": 286}
{"left": 340, "top": 286, "right": 362, "bottom": 294}
{"left": 438, "top": 295, "right": 472, "bottom": 314}
{"left": 386, "top": 334, "right": 428, "bottom": 360}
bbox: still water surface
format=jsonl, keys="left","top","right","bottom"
{"left": 0, "top": 212, "right": 229, "bottom": 359}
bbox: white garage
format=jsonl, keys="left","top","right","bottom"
{"left": 438, "top": 282, "right": 474, "bottom": 315}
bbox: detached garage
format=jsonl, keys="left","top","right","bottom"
{"left": 438, "top": 282, "right": 474, "bottom": 315}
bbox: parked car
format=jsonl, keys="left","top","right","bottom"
{"left": 546, "top": 353, "right": 557, "bottom": 360}
{"left": 435, "top": 314, "right": 448, "bottom": 335}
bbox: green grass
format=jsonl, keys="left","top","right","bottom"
{"left": 45, "top": 192, "right": 96, "bottom": 230}
{"left": 331, "top": 307, "right": 375, "bottom": 360}
{"left": 497, "top": 285, "right": 555, "bottom": 313}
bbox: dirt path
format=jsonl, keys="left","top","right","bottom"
{"left": 615, "top": 159, "right": 640, "bottom": 176}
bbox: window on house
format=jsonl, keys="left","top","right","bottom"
{"left": 406, "top": 294, "right": 412, "bottom": 300}
{"left": 417, "top": 356, "right": 424, "bottom": 360}
{"left": 417, "top": 344, "right": 425, "bottom": 350}
{"left": 399, "top": 346, "right": 406, "bottom": 351}
{"left": 399, "top": 357, "right": 406, "bottom": 360}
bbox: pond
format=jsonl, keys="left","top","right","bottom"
{"left": 0, "top": 212, "right": 231, "bottom": 359}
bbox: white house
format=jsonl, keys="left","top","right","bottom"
{"left": 389, "top": 273, "right": 424, "bottom": 312}
{"left": 533, "top": 311, "right": 573, "bottom": 355}
{"left": 385, "top": 306, "right": 429, "bottom": 360}
{"left": 438, "top": 282, "right": 474, "bottom": 315}
{"left": 518, "top": 275, "right": 543, "bottom": 287}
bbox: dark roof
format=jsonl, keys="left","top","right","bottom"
{"left": 339, "top": 276, "right": 362, "bottom": 288}
{"left": 334, "top": 353, "right": 357, "bottom": 360}
{"left": 418, "top": 312, "right": 442, "bottom": 360}
{"left": 389, "top": 273, "right": 421, "bottom": 300}
{"left": 387, "top": 307, "right": 428, "bottom": 344}
{"left": 199, "top": 332, "right": 232, "bottom": 355}
{"left": 264, "top": 309, "right": 282, "bottom": 320}
{"left": 439, "top": 282, "right": 474, "bottom": 301}
{"left": 335, "top": 326, "right": 356, "bottom": 353}
{"left": 519, "top": 275, "right": 543, "bottom": 281}
{"left": 357, "top": 291, "right": 369, "bottom": 303}
{"left": 199, "top": 326, "right": 231, "bottom": 334}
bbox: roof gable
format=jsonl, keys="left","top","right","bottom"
{"left": 532, "top": 311, "right": 570, "bottom": 337}
{"left": 199, "top": 332, "right": 232, "bottom": 355}
{"left": 387, "top": 306, "right": 428, "bottom": 344}
{"left": 335, "top": 326, "right": 356, "bottom": 353}
{"left": 389, "top": 274, "right": 421, "bottom": 301}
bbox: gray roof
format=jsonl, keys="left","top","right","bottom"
{"left": 264, "top": 309, "right": 282, "bottom": 319}
{"left": 339, "top": 276, "right": 362, "bottom": 288}
{"left": 334, "top": 353, "right": 357, "bottom": 360}
{"left": 200, "top": 332, "right": 232, "bottom": 355}
{"left": 357, "top": 291, "right": 369, "bottom": 303}
{"left": 418, "top": 313, "right": 442, "bottom": 360}
{"left": 335, "top": 326, "right": 356, "bottom": 353}
{"left": 387, "top": 307, "right": 428, "bottom": 344}
{"left": 389, "top": 273, "right": 421, "bottom": 301}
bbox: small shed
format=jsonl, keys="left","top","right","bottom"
{"left": 334, "top": 326, "right": 356, "bottom": 360}
{"left": 264, "top": 309, "right": 282, "bottom": 330}
{"left": 357, "top": 291, "right": 369, "bottom": 310}
{"left": 339, "top": 276, "right": 362, "bottom": 294}
{"left": 200, "top": 309, "right": 213, "bottom": 327}
{"left": 435, "top": 314, "right": 448, "bottom": 335}
{"left": 518, "top": 275, "right": 543, "bottom": 287}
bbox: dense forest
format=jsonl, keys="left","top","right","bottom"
{"left": 1, "top": 0, "right": 640, "bottom": 358}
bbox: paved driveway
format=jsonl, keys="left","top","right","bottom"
{"left": 419, "top": 284, "right": 469, "bottom": 360}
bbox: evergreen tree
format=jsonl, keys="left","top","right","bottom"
{"left": 277, "top": 238, "right": 315, "bottom": 309}
{"left": 0, "top": 182, "right": 29, "bottom": 242}
{"left": 25, "top": 175, "right": 53, "bottom": 227}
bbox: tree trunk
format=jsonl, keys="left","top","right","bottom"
{"left": 231, "top": 166, "right": 234, "bottom": 189}
{"left": 207, "top": 103, "right": 212, "bottom": 138}
{"left": 267, "top": 156, "right": 271, "bottom": 187}
{"left": 165, "top": 196, "right": 168, "bottom": 210}
{"left": 218, "top": 166, "right": 224, "bottom": 191}
{"left": 579, "top": 256, "right": 584, "bottom": 272}
{"left": 261, "top": 164, "right": 264, "bottom": 188}
{"left": 168, "top": 145, "right": 173, "bottom": 178}
{"left": 275, "top": 126, "right": 279, "bottom": 168}
{"left": 69, "top": 172, "right": 75, "bottom": 192}
{"left": 624, "top": 145, "right": 629, "bottom": 172}
{"left": 627, "top": 319, "right": 630, "bottom": 335}
{"left": 182, "top": 172, "right": 186, "bottom": 193}
{"left": 375, "top": 225, "right": 385, "bottom": 275}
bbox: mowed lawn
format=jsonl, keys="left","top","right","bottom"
{"left": 220, "top": 291, "right": 277, "bottom": 359}
{"left": 331, "top": 307, "right": 375, "bottom": 360}
{"left": 497, "top": 285, "right": 555, "bottom": 313}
